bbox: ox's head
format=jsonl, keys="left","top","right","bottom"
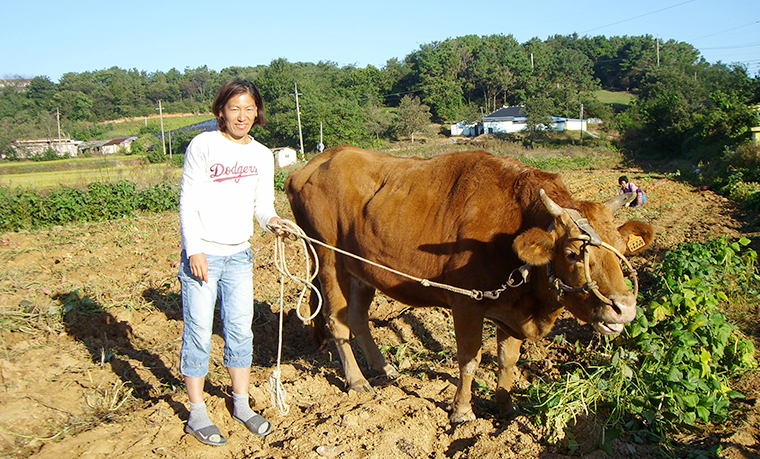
{"left": 512, "top": 190, "right": 654, "bottom": 334}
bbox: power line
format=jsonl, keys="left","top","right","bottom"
{"left": 580, "top": 0, "right": 696, "bottom": 34}
{"left": 687, "top": 20, "right": 760, "bottom": 43}
{"left": 700, "top": 41, "right": 760, "bottom": 50}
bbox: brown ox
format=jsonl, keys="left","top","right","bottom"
{"left": 285, "top": 146, "right": 654, "bottom": 423}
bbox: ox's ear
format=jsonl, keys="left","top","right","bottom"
{"left": 513, "top": 227, "right": 556, "bottom": 266}
{"left": 617, "top": 221, "right": 655, "bottom": 254}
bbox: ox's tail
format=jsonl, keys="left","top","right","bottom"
{"left": 309, "top": 276, "right": 330, "bottom": 349}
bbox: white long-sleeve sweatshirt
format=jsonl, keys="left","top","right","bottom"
{"left": 179, "top": 130, "right": 279, "bottom": 257}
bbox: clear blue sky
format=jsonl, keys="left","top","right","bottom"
{"left": 2, "top": 0, "right": 758, "bottom": 82}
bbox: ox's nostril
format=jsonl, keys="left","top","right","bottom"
{"left": 609, "top": 295, "right": 637, "bottom": 323}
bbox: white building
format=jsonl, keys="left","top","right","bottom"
{"left": 450, "top": 121, "right": 482, "bottom": 137}
{"left": 452, "top": 105, "right": 589, "bottom": 137}
{"left": 272, "top": 147, "right": 298, "bottom": 167}
{"left": 481, "top": 106, "right": 529, "bottom": 134}
{"left": 11, "top": 138, "right": 82, "bottom": 159}
{"left": 78, "top": 136, "right": 138, "bottom": 155}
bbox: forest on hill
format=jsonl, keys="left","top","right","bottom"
{"left": 1, "top": 33, "right": 758, "bottom": 161}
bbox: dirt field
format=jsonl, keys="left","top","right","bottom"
{"left": 1, "top": 156, "right": 758, "bottom": 459}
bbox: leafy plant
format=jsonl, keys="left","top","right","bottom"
{"left": 274, "top": 170, "right": 288, "bottom": 191}
{"left": 135, "top": 181, "right": 179, "bottom": 213}
{"left": 86, "top": 181, "right": 137, "bottom": 220}
{"left": 40, "top": 186, "right": 89, "bottom": 225}
{"left": 0, "top": 180, "right": 181, "bottom": 231}
{"left": 526, "top": 236, "right": 759, "bottom": 446}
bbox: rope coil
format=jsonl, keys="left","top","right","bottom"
{"left": 267, "top": 219, "right": 322, "bottom": 416}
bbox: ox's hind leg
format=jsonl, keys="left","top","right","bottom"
{"left": 450, "top": 306, "right": 485, "bottom": 423}
{"left": 495, "top": 329, "right": 522, "bottom": 415}
{"left": 349, "top": 277, "right": 400, "bottom": 380}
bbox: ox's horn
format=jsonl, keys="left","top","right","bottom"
{"left": 540, "top": 189, "right": 564, "bottom": 217}
{"left": 604, "top": 192, "right": 636, "bottom": 212}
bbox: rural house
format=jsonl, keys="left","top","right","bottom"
{"left": 482, "top": 105, "right": 529, "bottom": 134}
{"left": 451, "top": 105, "right": 589, "bottom": 137}
{"left": 78, "top": 136, "right": 138, "bottom": 156}
{"left": 10, "top": 138, "right": 82, "bottom": 159}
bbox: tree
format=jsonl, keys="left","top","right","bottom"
{"left": 465, "top": 35, "right": 525, "bottom": 113}
{"left": 524, "top": 91, "right": 556, "bottom": 147}
{"left": 635, "top": 65, "right": 704, "bottom": 153}
{"left": 53, "top": 90, "right": 93, "bottom": 122}
{"left": 183, "top": 66, "right": 218, "bottom": 103}
{"left": 394, "top": 95, "right": 431, "bottom": 143}
{"left": 407, "top": 39, "right": 471, "bottom": 121}
{"left": 26, "top": 76, "right": 57, "bottom": 112}
{"left": 693, "top": 90, "right": 759, "bottom": 146}
{"left": 365, "top": 103, "right": 393, "bottom": 141}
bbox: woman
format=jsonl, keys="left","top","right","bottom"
{"left": 618, "top": 175, "right": 646, "bottom": 207}
{"left": 178, "top": 78, "right": 286, "bottom": 446}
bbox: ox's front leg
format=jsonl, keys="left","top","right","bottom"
{"left": 450, "top": 306, "right": 485, "bottom": 423}
{"left": 495, "top": 329, "right": 522, "bottom": 415}
{"left": 349, "top": 277, "right": 400, "bottom": 380}
{"left": 321, "top": 271, "right": 372, "bottom": 393}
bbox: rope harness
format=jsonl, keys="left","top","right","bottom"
{"left": 547, "top": 209, "right": 639, "bottom": 304}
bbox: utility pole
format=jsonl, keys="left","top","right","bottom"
{"left": 158, "top": 100, "right": 166, "bottom": 157}
{"left": 56, "top": 107, "right": 61, "bottom": 139}
{"left": 291, "top": 82, "right": 304, "bottom": 159}
{"left": 656, "top": 39, "right": 660, "bottom": 66}
{"left": 317, "top": 121, "right": 324, "bottom": 153}
{"left": 579, "top": 103, "right": 584, "bottom": 145}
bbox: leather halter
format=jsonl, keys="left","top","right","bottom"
{"left": 546, "top": 208, "right": 639, "bottom": 305}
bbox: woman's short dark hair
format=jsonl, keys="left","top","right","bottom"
{"left": 212, "top": 78, "right": 266, "bottom": 131}
{"left": 618, "top": 175, "right": 628, "bottom": 185}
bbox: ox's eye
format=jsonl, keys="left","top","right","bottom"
{"left": 565, "top": 248, "right": 581, "bottom": 262}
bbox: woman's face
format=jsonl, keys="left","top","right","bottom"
{"left": 219, "top": 92, "right": 257, "bottom": 143}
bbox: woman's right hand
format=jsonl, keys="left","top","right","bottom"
{"left": 189, "top": 253, "right": 209, "bottom": 282}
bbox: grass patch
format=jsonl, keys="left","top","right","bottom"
{"left": 0, "top": 158, "right": 180, "bottom": 190}
{"left": 98, "top": 114, "right": 214, "bottom": 138}
{"left": 0, "top": 155, "right": 139, "bottom": 175}
{"left": 594, "top": 89, "right": 635, "bottom": 107}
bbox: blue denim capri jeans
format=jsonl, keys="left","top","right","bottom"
{"left": 178, "top": 248, "right": 254, "bottom": 378}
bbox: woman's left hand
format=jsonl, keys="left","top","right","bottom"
{"left": 268, "top": 217, "right": 288, "bottom": 238}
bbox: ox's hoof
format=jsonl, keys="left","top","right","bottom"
{"left": 449, "top": 408, "right": 476, "bottom": 424}
{"left": 348, "top": 379, "right": 374, "bottom": 393}
{"left": 495, "top": 388, "right": 516, "bottom": 416}
{"left": 382, "top": 365, "right": 400, "bottom": 379}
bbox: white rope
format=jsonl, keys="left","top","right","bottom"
{"left": 272, "top": 222, "right": 486, "bottom": 300}
{"left": 267, "top": 219, "right": 322, "bottom": 416}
